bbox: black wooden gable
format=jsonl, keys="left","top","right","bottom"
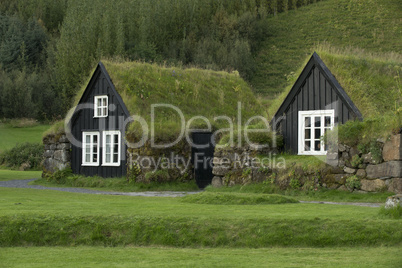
{"left": 271, "top": 52, "right": 363, "bottom": 153}
{"left": 69, "top": 62, "right": 130, "bottom": 177}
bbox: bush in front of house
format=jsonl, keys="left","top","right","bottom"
{"left": 0, "top": 142, "right": 43, "bottom": 170}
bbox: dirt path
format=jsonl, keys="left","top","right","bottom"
{"left": 0, "top": 179, "right": 383, "bottom": 207}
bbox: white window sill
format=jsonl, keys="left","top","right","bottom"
{"left": 102, "top": 163, "right": 121, "bottom": 167}
{"left": 82, "top": 163, "right": 100, "bottom": 166}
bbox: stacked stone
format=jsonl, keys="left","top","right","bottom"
{"left": 43, "top": 134, "right": 71, "bottom": 175}
{"left": 327, "top": 134, "right": 402, "bottom": 193}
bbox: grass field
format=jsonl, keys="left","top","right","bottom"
{"left": 0, "top": 246, "right": 401, "bottom": 267}
{"left": 0, "top": 170, "right": 41, "bottom": 181}
{"left": 0, "top": 123, "right": 50, "bottom": 153}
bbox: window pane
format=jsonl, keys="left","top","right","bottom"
{"left": 86, "top": 145, "right": 90, "bottom": 153}
{"left": 85, "top": 154, "right": 90, "bottom": 162}
{"left": 93, "top": 153, "right": 97, "bottom": 162}
{"left": 314, "top": 141, "right": 321, "bottom": 151}
{"left": 325, "top": 116, "right": 331, "bottom": 127}
{"left": 304, "top": 141, "right": 311, "bottom": 151}
{"left": 98, "top": 98, "right": 102, "bottom": 107}
{"left": 106, "top": 154, "right": 111, "bottom": 163}
{"left": 314, "top": 116, "right": 321, "bottom": 127}
{"left": 106, "top": 135, "right": 111, "bottom": 144}
{"left": 86, "top": 135, "right": 90, "bottom": 143}
{"left": 97, "top": 108, "right": 101, "bottom": 116}
{"left": 304, "top": 117, "right": 311, "bottom": 128}
{"left": 315, "top": 128, "right": 321, "bottom": 139}
{"left": 304, "top": 129, "right": 311, "bottom": 139}
{"left": 103, "top": 108, "right": 107, "bottom": 116}
{"left": 114, "top": 134, "right": 118, "bottom": 144}
{"left": 93, "top": 135, "right": 97, "bottom": 143}
{"left": 113, "top": 153, "right": 118, "bottom": 163}
{"left": 103, "top": 98, "right": 107, "bottom": 106}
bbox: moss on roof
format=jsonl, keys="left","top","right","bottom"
{"left": 68, "top": 60, "right": 266, "bottom": 141}
{"left": 268, "top": 45, "right": 402, "bottom": 141}
{"left": 269, "top": 46, "right": 402, "bottom": 119}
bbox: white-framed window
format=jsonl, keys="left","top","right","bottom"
{"left": 94, "top": 95, "right": 108, "bottom": 117}
{"left": 102, "top": 130, "right": 121, "bottom": 166}
{"left": 82, "top": 132, "right": 100, "bottom": 166}
{"left": 298, "top": 110, "right": 335, "bottom": 155}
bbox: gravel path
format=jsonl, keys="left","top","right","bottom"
{"left": 0, "top": 179, "right": 199, "bottom": 197}
{"left": 0, "top": 179, "right": 383, "bottom": 206}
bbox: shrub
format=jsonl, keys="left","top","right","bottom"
{"left": 345, "top": 175, "right": 361, "bottom": 191}
{"left": 45, "top": 168, "right": 72, "bottom": 184}
{"left": 0, "top": 142, "right": 43, "bottom": 170}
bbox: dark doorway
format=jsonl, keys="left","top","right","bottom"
{"left": 191, "top": 132, "right": 215, "bottom": 189}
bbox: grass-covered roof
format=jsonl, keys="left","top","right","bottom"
{"left": 268, "top": 45, "right": 402, "bottom": 140}
{"left": 61, "top": 60, "right": 265, "bottom": 141}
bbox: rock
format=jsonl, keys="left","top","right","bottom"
{"left": 362, "top": 153, "right": 373, "bottom": 164}
{"left": 56, "top": 143, "right": 71, "bottom": 150}
{"left": 328, "top": 166, "right": 344, "bottom": 174}
{"left": 342, "top": 151, "right": 349, "bottom": 159}
{"left": 54, "top": 150, "right": 70, "bottom": 163}
{"left": 360, "top": 179, "right": 386, "bottom": 192}
{"left": 327, "top": 153, "right": 338, "bottom": 160}
{"left": 344, "top": 167, "right": 356, "bottom": 174}
{"left": 212, "top": 166, "right": 230, "bottom": 176}
{"left": 19, "top": 162, "right": 31, "bottom": 171}
{"left": 50, "top": 144, "right": 56, "bottom": 150}
{"left": 356, "top": 169, "right": 366, "bottom": 178}
{"left": 326, "top": 159, "right": 338, "bottom": 167}
{"left": 58, "top": 135, "right": 69, "bottom": 143}
{"left": 339, "top": 144, "right": 346, "bottom": 152}
{"left": 337, "top": 185, "right": 349, "bottom": 191}
{"left": 383, "top": 134, "right": 402, "bottom": 161}
{"left": 43, "top": 150, "right": 53, "bottom": 158}
{"left": 388, "top": 178, "right": 402, "bottom": 194}
{"left": 43, "top": 158, "right": 69, "bottom": 173}
{"left": 338, "top": 160, "right": 345, "bottom": 167}
{"left": 349, "top": 147, "right": 359, "bottom": 158}
{"left": 366, "top": 161, "right": 402, "bottom": 179}
{"left": 334, "top": 174, "right": 349, "bottom": 184}
{"left": 211, "top": 176, "right": 223, "bottom": 188}
{"left": 384, "top": 194, "right": 402, "bottom": 209}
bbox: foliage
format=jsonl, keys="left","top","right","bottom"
{"left": 350, "top": 155, "right": 362, "bottom": 168}
{"left": 0, "top": 142, "right": 43, "bottom": 170}
{"left": 345, "top": 175, "right": 361, "bottom": 192}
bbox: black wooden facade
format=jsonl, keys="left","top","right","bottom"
{"left": 272, "top": 52, "right": 362, "bottom": 154}
{"left": 69, "top": 62, "right": 130, "bottom": 177}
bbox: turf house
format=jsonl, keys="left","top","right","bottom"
{"left": 271, "top": 52, "right": 363, "bottom": 155}
{"left": 43, "top": 60, "right": 269, "bottom": 188}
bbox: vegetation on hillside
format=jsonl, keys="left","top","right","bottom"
{"left": 252, "top": 0, "right": 401, "bottom": 95}
{"left": 0, "top": 0, "right": 318, "bottom": 121}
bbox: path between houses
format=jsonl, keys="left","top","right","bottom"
{"left": 0, "top": 179, "right": 382, "bottom": 207}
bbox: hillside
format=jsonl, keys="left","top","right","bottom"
{"left": 252, "top": 0, "right": 402, "bottom": 96}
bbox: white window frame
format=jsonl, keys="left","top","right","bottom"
{"left": 102, "top": 130, "right": 121, "bottom": 166}
{"left": 298, "top": 110, "right": 335, "bottom": 155}
{"left": 82, "top": 132, "right": 100, "bottom": 166}
{"left": 94, "top": 95, "right": 108, "bottom": 118}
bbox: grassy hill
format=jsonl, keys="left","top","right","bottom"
{"left": 252, "top": 0, "right": 401, "bottom": 96}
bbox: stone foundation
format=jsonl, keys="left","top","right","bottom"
{"left": 42, "top": 133, "right": 71, "bottom": 176}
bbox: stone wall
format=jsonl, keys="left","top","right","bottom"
{"left": 327, "top": 134, "right": 402, "bottom": 193}
{"left": 211, "top": 146, "right": 278, "bottom": 187}
{"left": 126, "top": 140, "right": 193, "bottom": 183}
{"left": 42, "top": 133, "right": 71, "bottom": 176}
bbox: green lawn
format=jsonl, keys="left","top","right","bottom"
{"left": 0, "top": 123, "right": 50, "bottom": 153}
{"left": 0, "top": 188, "right": 384, "bottom": 220}
{"left": 0, "top": 170, "right": 42, "bottom": 181}
{"left": 0, "top": 188, "right": 400, "bottom": 248}
{"left": 0, "top": 246, "right": 401, "bottom": 268}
